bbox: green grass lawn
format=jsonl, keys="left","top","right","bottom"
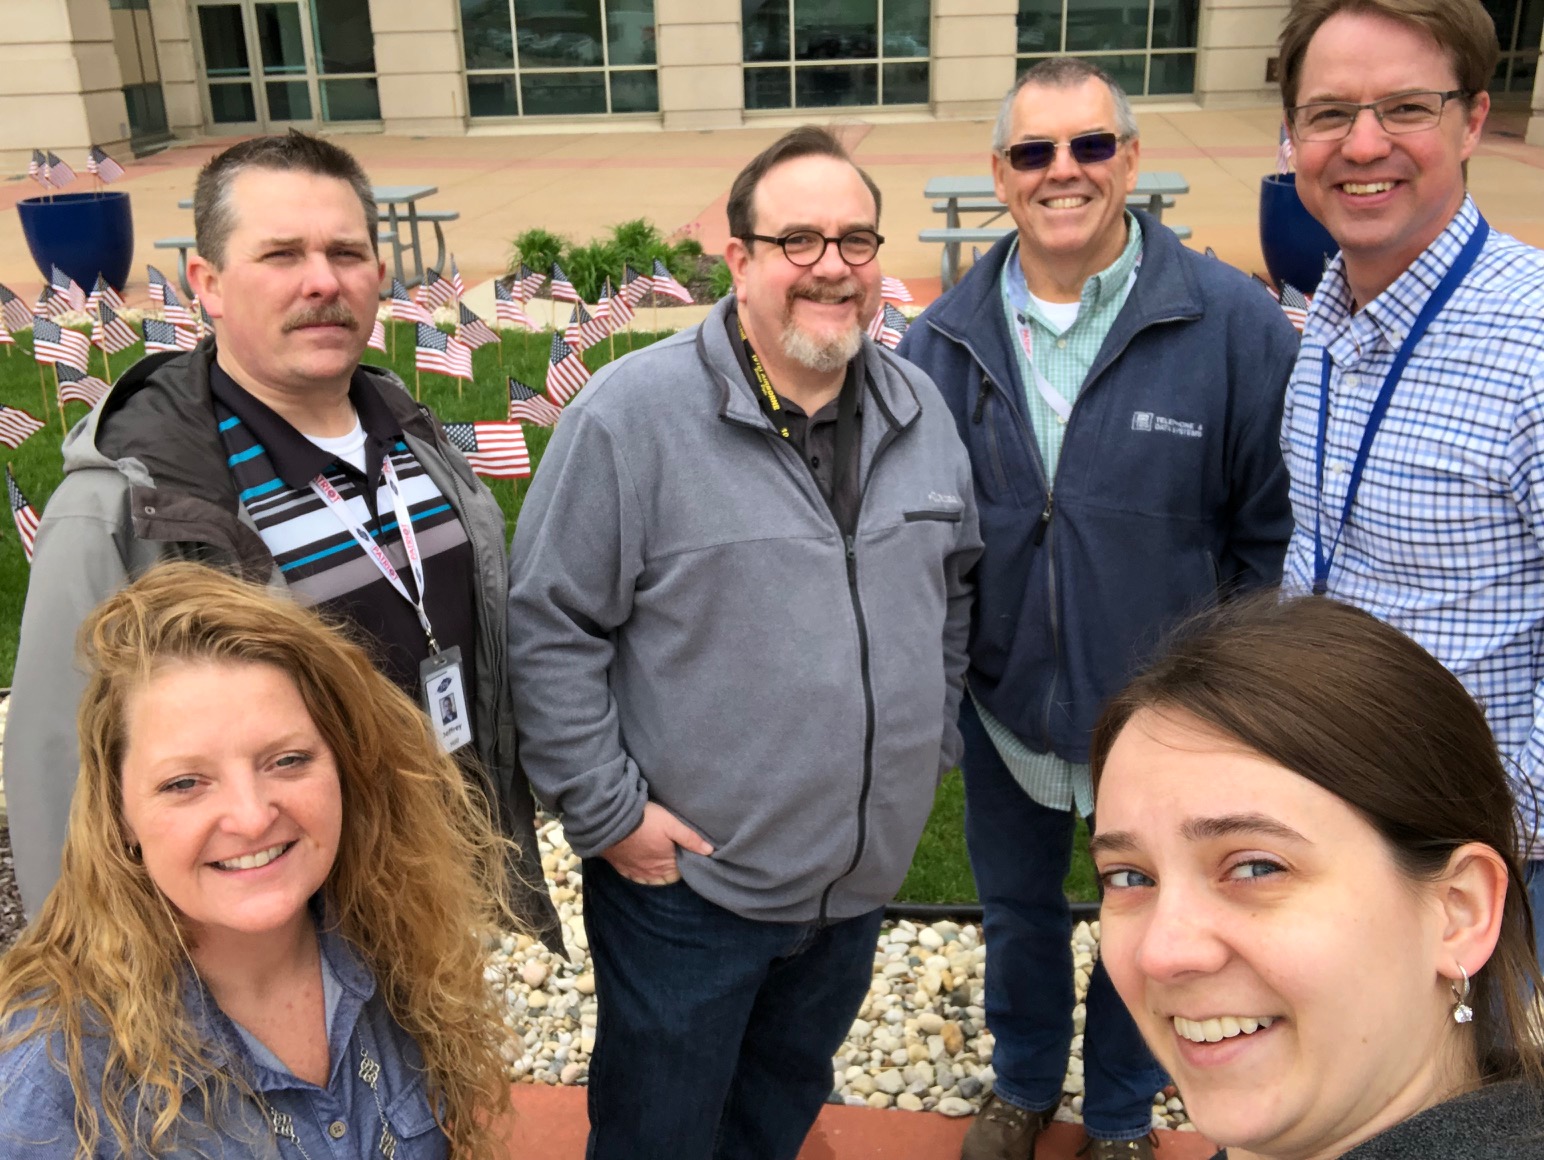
{"left": 0, "top": 318, "right": 1099, "bottom": 906}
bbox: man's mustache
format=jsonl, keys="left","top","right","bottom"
{"left": 282, "top": 304, "right": 359, "bottom": 332}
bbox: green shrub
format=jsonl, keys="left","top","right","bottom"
{"left": 508, "top": 228, "right": 567, "bottom": 279}
{"left": 708, "top": 258, "right": 734, "bottom": 300}
{"left": 564, "top": 240, "right": 625, "bottom": 303}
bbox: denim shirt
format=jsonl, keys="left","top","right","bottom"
{"left": 0, "top": 926, "right": 447, "bottom": 1158}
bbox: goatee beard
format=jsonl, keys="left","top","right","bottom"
{"left": 780, "top": 280, "right": 864, "bottom": 373}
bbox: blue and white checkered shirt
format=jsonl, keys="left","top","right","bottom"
{"left": 1281, "top": 197, "right": 1544, "bottom": 848}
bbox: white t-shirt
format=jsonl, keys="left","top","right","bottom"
{"left": 1026, "top": 292, "right": 1081, "bottom": 335}
{"left": 305, "top": 416, "right": 368, "bottom": 472}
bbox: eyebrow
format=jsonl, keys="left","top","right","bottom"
{"left": 1294, "top": 86, "right": 1441, "bottom": 105}
{"left": 1089, "top": 812, "right": 1310, "bottom": 858}
{"left": 1015, "top": 127, "right": 1111, "bottom": 142}
{"left": 256, "top": 236, "right": 372, "bottom": 250}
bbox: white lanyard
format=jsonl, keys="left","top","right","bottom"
{"left": 1009, "top": 264, "right": 1139, "bottom": 426}
{"left": 308, "top": 455, "right": 438, "bottom": 652}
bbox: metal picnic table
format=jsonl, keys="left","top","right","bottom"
{"left": 922, "top": 172, "right": 1191, "bottom": 288}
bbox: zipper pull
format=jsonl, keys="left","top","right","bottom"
{"left": 973, "top": 379, "right": 991, "bottom": 424}
{"left": 1032, "top": 497, "right": 1053, "bottom": 545}
{"left": 845, "top": 534, "right": 856, "bottom": 560}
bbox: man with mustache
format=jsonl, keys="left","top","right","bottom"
{"left": 508, "top": 125, "right": 981, "bottom": 1159}
{"left": 896, "top": 59, "right": 1298, "bottom": 1160}
{"left": 7, "top": 132, "right": 559, "bottom": 954}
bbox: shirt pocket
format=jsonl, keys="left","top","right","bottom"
{"left": 384, "top": 1075, "right": 449, "bottom": 1159}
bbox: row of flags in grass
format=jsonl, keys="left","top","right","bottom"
{"left": 27, "top": 146, "right": 126, "bottom": 191}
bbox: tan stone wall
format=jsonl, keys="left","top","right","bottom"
{"left": 0, "top": 0, "right": 131, "bottom": 173}
{"left": 931, "top": 0, "right": 1017, "bottom": 120}
{"left": 1528, "top": 21, "right": 1544, "bottom": 148}
{"left": 370, "top": 0, "right": 467, "bottom": 134}
{"left": 148, "top": 0, "right": 202, "bottom": 135}
{"left": 657, "top": 0, "right": 742, "bottom": 130}
{"left": 1194, "top": 0, "right": 1287, "bottom": 108}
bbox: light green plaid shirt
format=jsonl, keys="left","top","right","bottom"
{"left": 972, "top": 215, "right": 1142, "bottom": 816}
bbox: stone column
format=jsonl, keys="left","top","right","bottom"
{"left": 656, "top": 0, "right": 743, "bottom": 130}
{"left": 932, "top": 0, "right": 1018, "bottom": 120}
{"left": 1193, "top": 0, "right": 1287, "bottom": 107}
{"left": 0, "top": 0, "right": 130, "bottom": 173}
{"left": 147, "top": 0, "right": 202, "bottom": 136}
{"left": 370, "top": 0, "right": 467, "bottom": 134}
{"left": 1527, "top": 21, "right": 1544, "bottom": 148}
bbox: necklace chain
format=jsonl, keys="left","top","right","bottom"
{"left": 263, "top": 1044, "right": 399, "bottom": 1159}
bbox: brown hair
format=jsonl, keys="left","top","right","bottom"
{"left": 193, "top": 129, "right": 378, "bottom": 268}
{"left": 726, "top": 125, "right": 883, "bottom": 241}
{"left": 0, "top": 563, "right": 517, "bottom": 1157}
{"left": 1278, "top": 0, "right": 1499, "bottom": 108}
{"left": 1090, "top": 594, "right": 1544, "bottom": 1088}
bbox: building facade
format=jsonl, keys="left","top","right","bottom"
{"left": 4, "top": 0, "right": 1543, "bottom": 170}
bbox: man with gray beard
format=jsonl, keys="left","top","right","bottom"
{"left": 507, "top": 125, "right": 981, "bottom": 1160}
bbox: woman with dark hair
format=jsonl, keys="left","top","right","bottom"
{"left": 1088, "top": 595, "right": 1544, "bottom": 1159}
{"left": 0, "top": 563, "right": 519, "bottom": 1158}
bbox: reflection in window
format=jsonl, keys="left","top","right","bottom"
{"left": 462, "top": 0, "right": 659, "bottom": 116}
{"left": 1488, "top": 0, "right": 1543, "bottom": 94}
{"left": 1016, "top": 0, "right": 1198, "bottom": 96}
{"left": 744, "top": 0, "right": 929, "bottom": 109}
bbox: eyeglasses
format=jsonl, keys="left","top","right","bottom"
{"left": 1000, "top": 131, "right": 1127, "bottom": 172}
{"left": 740, "top": 229, "right": 885, "bottom": 267}
{"left": 1286, "top": 90, "right": 1473, "bottom": 141}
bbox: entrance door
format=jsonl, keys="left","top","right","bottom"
{"left": 195, "top": 1, "right": 320, "bottom": 130}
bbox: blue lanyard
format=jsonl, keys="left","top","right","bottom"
{"left": 1312, "top": 215, "right": 1490, "bottom": 595}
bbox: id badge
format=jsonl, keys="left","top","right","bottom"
{"left": 420, "top": 646, "right": 472, "bottom": 754}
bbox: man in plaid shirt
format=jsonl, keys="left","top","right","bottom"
{"left": 1277, "top": 0, "right": 1544, "bottom": 955}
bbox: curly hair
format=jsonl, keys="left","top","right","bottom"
{"left": 0, "top": 562, "right": 519, "bottom": 1157}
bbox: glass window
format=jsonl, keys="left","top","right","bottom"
{"left": 210, "top": 82, "right": 258, "bottom": 122}
{"left": 464, "top": 0, "right": 659, "bottom": 117}
{"left": 743, "top": 0, "right": 929, "bottom": 109}
{"left": 311, "top": 0, "right": 376, "bottom": 73}
{"left": 265, "top": 79, "right": 312, "bottom": 119}
{"left": 321, "top": 76, "right": 380, "bottom": 119}
{"left": 1016, "top": 0, "right": 1199, "bottom": 96}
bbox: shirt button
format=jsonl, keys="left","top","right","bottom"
{"left": 810, "top": 456, "right": 820, "bottom": 468}
{"left": 1055, "top": 338, "right": 1067, "bottom": 349}
{"left": 328, "top": 1121, "right": 348, "bottom": 1139}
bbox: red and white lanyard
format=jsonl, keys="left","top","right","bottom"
{"left": 309, "top": 455, "right": 439, "bottom": 652}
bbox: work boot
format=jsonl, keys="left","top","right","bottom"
{"left": 1076, "top": 1131, "right": 1159, "bottom": 1159}
{"left": 960, "top": 1093, "right": 1056, "bottom": 1160}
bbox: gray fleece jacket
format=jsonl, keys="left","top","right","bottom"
{"left": 507, "top": 296, "right": 982, "bottom": 923}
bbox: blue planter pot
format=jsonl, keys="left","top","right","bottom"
{"left": 1258, "top": 174, "right": 1338, "bottom": 295}
{"left": 15, "top": 190, "right": 134, "bottom": 293}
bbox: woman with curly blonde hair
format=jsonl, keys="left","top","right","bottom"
{"left": 0, "top": 562, "right": 521, "bottom": 1158}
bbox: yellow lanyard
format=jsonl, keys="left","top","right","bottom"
{"left": 738, "top": 320, "right": 790, "bottom": 439}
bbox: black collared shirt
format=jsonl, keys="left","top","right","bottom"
{"left": 210, "top": 360, "right": 479, "bottom": 706}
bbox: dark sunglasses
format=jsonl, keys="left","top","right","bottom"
{"left": 1001, "top": 131, "right": 1125, "bottom": 172}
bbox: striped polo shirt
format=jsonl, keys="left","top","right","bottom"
{"left": 210, "top": 362, "right": 479, "bottom": 708}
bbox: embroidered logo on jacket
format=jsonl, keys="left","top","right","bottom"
{"left": 1131, "top": 412, "right": 1203, "bottom": 438}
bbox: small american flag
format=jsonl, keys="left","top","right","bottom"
{"left": 142, "top": 317, "right": 198, "bottom": 353}
{"left": 0, "top": 316, "right": 11, "bottom": 350}
{"left": 0, "top": 285, "right": 30, "bottom": 332}
{"left": 34, "top": 290, "right": 54, "bottom": 319}
{"left": 600, "top": 277, "right": 634, "bottom": 328}
{"left": 867, "top": 303, "right": 909, "bottom": 349}
{"left": 146, "top": 265, "right": 170, "bottom": 305}
{"left": 564, "top": 302, "right": 609, "bottom": 351}
{"left": 415, "top": 323, "right": 473, "bottom": 380}
{"left": 7, "top": 465, "right": 40, "bottom": 563}
{"left": 0, "top": 405, "right": 45, "bottom": 449}
{"left": 494, "top": 280, "right": 533, "bottom": 330}
{"left": 442, "top": 420, "right": 531, "bottom": 479}
{"left": 419, "top": 267, "right": 457, "bottom": 311}
{"left": 149, "top": 268, "right": 196, "bottom": 327}
{"left": 197, "top": 300, "right": 213, "bottom": 337}
{"left": 33, "top": 317, "right": 91, "bottom": 369}
{"left": 45, "top": 152, "right": 77, "bottom": 189}
{"left": 545, "top": 332, "right": 591, "bottom": 406}
{"left": 446, "top": 257, "right": 467, "bottom": 301}
{"left": 28, "top": 150, "right": 47, "bottom": 188}
{"left": 457, "top": 303, "right": 500, "bottom": 350}
{"left": 57, "top": 362, "right": 111, "bottom": 408}
{"left": 620, "top": 264, "right": 652, "bottom": 307}
{"left": 367, "top": 317, "right": 387, "bottom": 353}
{"left": 389, "top": 277, "right": 432, "bottom": 324}
{"left": 550, "top": 263, "right": 579, "bottom": 303}
{"left": 86, "top": 274, "right": 126, "bottom": 316}
{"left": 1277, "top": 281, "right": 1310, "bottom": 332}
{"left": 51, "top": 266, "right": 87, "bottom": 313}
{"left": 880, "top": 276, "right": 913, "bottom": 304}
{"left": 516, "top": 263, "right": 546, "bottom": 300}
{"left": 87, "top": 145, "right": 127, "bottom": 183}
{"left": 508, "top": 378, "right": 563, "bottom": 426}
{"left": 650, "top": 259, "right": 693, "bottom": 304}
{"left": 93, "top": 303, "right": 138, "bottom": 353}
{"left": 1277, "top": 125, "right": 1294, "bottom": 175}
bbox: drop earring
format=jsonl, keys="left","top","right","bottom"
{"left": 1451, "top": 966, "right": 1474, "bottom": 1024}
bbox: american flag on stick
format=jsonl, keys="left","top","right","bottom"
{"left": 600, "top": 277, "right": 633, "bottom": 328}
{"left": 45, "top": 152, "right": 76, "bottom": 189}
{"left": 418, "top": 267, "right": 457, "bottom": 311}
{"left": 515, "top": 263, "right": 545, "bottom": 300}
{"left": 880, "top": 276, "right": 913, "bottom": 304}
{"left": 142, "top": 317, "right": 198, "bottom": 353}
{"left": 86, "top": 145, "right": 126, "bottom": 183}
{"left": 1276, "top": 281, "right": 1310, "bottom": 333}
{"left": 34, "top": 290, "right": 56, "bottom": 320}
{"left": 7, "top": 466, "right": 40, "bottom": 564}
{"left": 508, "top": 378, "right": 563, "bottom": 427}
{"left": 50, "top": 267, "right": 87, "bottom": 314}
{"left": 550, "top": 263, "right": 579, "bottom": 303}
{"left": 93, "top": 303, "right": 137, "bottom": 354}
{"left": 620, "top": 264, "right": 652, "bottom": 307}
{"left": 457, "top": 303, "right": 499, "bottom": 350}
{"left": 650, "top": 259, "right": 693, "bottom": 304}
{"left": 564, "top": 303, "right": 609, "bottom": 352}
{"left": 0, "top": 316, "right": 12, "bottom": 351}
{"left": 545, "top": 332, "right": 590, "bottom": 406}
{"left": 446, "top": 257, "right": 466, "bottom": 302}
{"left": 867, "top": 303, "right": 909, "bottom": 350}
{"left": 1277, "top": 125, "right": 1294, "bottom": 176}
{"left": 33, "top": 318, "right": 91, "bottom": 369}
{"left": 148, "top": 267, "right": 197, "bottom": 327}
{"left": 0, "top": 405, "right": 45, "bottom": 449}
{"left": 367, "top": 317, "right": 387, "bottom": 353}
{"left": 86, "top": 274, "right": 126, "bottom": 316}
{"left": 389, "top": 278, "right": 433, "bottom": 324}
{"left": 0, "top": 285, "right": 32, "bottom": 332}
{"left": 494, "top": 280, "right": 533, "bottom": 330}
{"left": 415, "top": 323, "right": 473, "bottom": 380}
{"left": 57, "top": 362, "right": 111, "bottom": 408}
{"left": 442, "top": 420, "right": 531, "bottom": 479}
{"left": 28, "top": 150, "right": 48, "bottom": 189}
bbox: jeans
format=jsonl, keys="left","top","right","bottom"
{"left": 582, "top": 856, "right": 885, "bottom": 1160}
{"left": 960, "top": 698, "right": 1166, "bottom": 1141}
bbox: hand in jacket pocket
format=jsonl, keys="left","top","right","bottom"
{"left": 602, "top": 801, "right": 715, "bottom": 885}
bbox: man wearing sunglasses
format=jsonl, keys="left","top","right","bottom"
{"left": 508, "top": 126, "right": 980, "bottom": 1159}
{"left": 896, "top": 58, "right": 1298, "bottom": 1160}
{"left": 1275, "top": 0, "right": 1544, "bottom": 965}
